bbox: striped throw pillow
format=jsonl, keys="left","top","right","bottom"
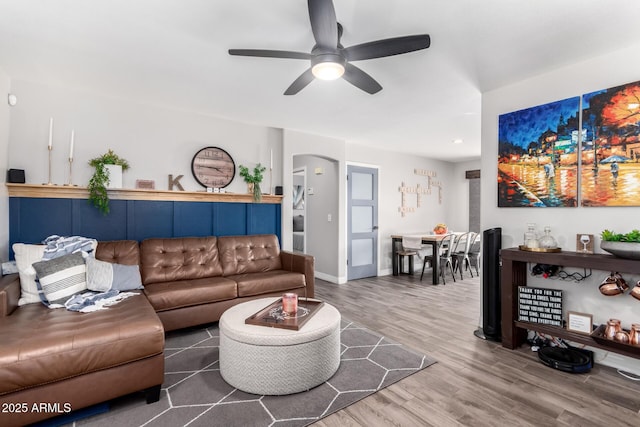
{"left": 32, "top": 252, "right": 87, "bottom": 306}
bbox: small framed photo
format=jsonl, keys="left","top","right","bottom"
{"left": 576, "top": 234, "right": 594, "bottom": 253}
{"left": 136, "top": 179, "right": 155, "bottom": 190}
{"left": 567, "top": 311, "right": 593, "bottom": 335}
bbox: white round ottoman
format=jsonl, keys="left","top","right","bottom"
{"left": 219, "top": 297, "right": 341, "bottom": 395}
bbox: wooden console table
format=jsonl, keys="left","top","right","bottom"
{"left": 501, "top": 247, "right": 640, "bottom": 360}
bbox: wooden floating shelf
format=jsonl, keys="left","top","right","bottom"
{"left": 6, "top": 183, "right": 283, "bottom": 204}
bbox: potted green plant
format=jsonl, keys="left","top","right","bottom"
{"left": 238, "top": 163, "right": 266, "bottom": 202}
{"left": 600, "top": 229, "right": 640, "bottom": 259}
{"left": 88, "top": 149, "right": 130, "bottom": 215}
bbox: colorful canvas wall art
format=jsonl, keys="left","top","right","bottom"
{"left": 498, "top": 97, "right": 580, "bottom": 207}
{"left": 581, "top": 80, "right": 640, "bottom": 206}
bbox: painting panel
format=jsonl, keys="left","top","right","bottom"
{"left": 581, "top": 80, "right": 640, "bottom": 206}
{"left": 498, "top": 97, "right": 580, "bottom": 207}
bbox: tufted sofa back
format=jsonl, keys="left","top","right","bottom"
{"left": 140, "top": 237, "right": 223, "bottom": 285}
{"left": 217, "top": 234, "right": 282, "bottom": 276}
{"left": 95, "top": 240, "right": 140, "bottom": 265}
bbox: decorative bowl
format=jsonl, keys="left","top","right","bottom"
{"left": 433, "top": 223, "right": 448, "bottom": 235}
{"left": 600, "top": 241, "right": 640, "bottom": 260}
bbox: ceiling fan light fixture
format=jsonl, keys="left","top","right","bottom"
{"left": 312, "top": 61, "right": 345, "bottom": 80}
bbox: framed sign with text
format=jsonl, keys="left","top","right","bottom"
{"left": 518, "top": 286, "right": 563, "bottom": 326}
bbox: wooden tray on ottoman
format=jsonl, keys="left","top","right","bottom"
{"left": 245, "top": 298, "right": 325, "bottom": 330}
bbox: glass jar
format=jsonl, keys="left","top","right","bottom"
{"left": 524, "top": 223, "right": 539, "bottom": 248}
{"left": 604, "top": 318, "right": 621, "bottom": 340}
{"left": 538, "top": 226, "right": 557, "bottom": 249}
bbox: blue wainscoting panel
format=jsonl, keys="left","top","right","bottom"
{"left": 10, "top": 198, "right": 73, "bottom": 244}
{"left": 174, "top": 202, "right": 213, "bottom": 237}
{"left": 213, "top": 203, "right": 247, "bottom": 236}
{"left": 247, "top": 204, "right": 281, "bottom": 238}
{"left": 9, "top": 197, "right": 281, "bottom": 259}
{"left": 72, "top": 199, "right": 129, "bottom": 242}
{"left": 127, "top": 201, "right": 174, "bottom": 241}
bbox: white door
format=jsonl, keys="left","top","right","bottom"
{"left": 347, "top": 165, "right": 378, "bottom": 280}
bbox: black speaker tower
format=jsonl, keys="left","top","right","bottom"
{"left": 474, "top": 227, "right": 502, "bottom": 342}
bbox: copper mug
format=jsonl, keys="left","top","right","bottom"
{"left": 604, "top": 319, "right": 621, "bottom": 340}
{"left": 615, "top": 330, "right": 630, "bottom": 344}
{"left": 599, "top": 273, "right": 628, "bottom": 296}
{"left": 631, "top": 281, "right": 640, "bottom": 301}
{"left": 629, "top": 324, "right": 640, "bottom": 346}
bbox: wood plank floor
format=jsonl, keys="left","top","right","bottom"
{"left": 313, "top": 272, "right": 640, "bottom": 426}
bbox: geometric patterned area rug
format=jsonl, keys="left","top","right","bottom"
{"left": 59, "top": 319, "right": 436, "bottom": 427}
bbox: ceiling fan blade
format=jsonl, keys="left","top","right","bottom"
{"left": 307, "top": 0, "right": 338, "bottom": 48}
{"left": 229, "top": 49, "right": 312, "bottom": 60}
{"left": 344, "top": 35, "right": 430, "bottom": 61}
{"left": 284, "top": 69, "right": 315, "bottom": 95}
{"left": 342, "top": 63, "right": 382, "bottom": 94}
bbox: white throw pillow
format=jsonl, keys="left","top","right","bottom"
{"left": 12, "top": 243, "right": 46, "bottom": 305}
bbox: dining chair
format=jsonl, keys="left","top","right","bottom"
{"left": 437, "top": 233, "right": 458, "bottom": 284}
{"left": 399, "top": 236, "right": 422, "bottom": 275}
{"left": 453, "top": 231, "right": 477, "bottom": 279}
{"left": 467, "top": 233, "right": 482, "bottom": 276}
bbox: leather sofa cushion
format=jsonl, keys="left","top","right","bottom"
{"left": 140, "top": 237, "right": 223, "bottom": 285}
{"left": 95, "top": 240, "right": 140, "bottom": 266}
{"left": 218, "top": 235, "right": 282, "bottom": 277}
{"left": 0, "top": 295, "right": 163, "bottom": 395}
{"left": 144, "top": 276, "right": 237, "bottom": 312}
{"left": 229, "top": 270, "right": 306, "bottom": 297}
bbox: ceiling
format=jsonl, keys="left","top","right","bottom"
{"left": 2, "top": 0, "right": 640, "bottom": 162}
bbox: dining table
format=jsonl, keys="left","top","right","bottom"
{"left": 391, "top": 233, "right": 461, "bottom": 285}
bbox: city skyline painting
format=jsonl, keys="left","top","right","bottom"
{"left": 580, "top": 79, "right": 640, "bottom": 206}
{"left": 498, "top": 96, "right": 580, "bottom": 207}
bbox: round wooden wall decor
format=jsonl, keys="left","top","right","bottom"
{"left": 191, "top": 146, "right": 235, "bottom": 188}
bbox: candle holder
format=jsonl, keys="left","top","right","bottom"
{"left": 64, "top": 158, "right": 78, "bottom": 186}
{"left": 269, "top": 167, "right": 273, "bottom": 195}
{"left": 44, "top": 146, "right": 54, "bottom": 185}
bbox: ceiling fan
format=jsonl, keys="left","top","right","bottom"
{"left": 228, "top": 0, "right": 431, "bottom": 95}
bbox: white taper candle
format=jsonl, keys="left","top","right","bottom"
{"left": 48, "top": 117, "right": 53, "bottom": 148}
{"left": 69, "top": 130, "right": 75, "bottom": 160}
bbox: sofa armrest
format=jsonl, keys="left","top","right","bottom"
{"left": 280, "top": 251, "right": 315, "bottom": 298}
{"left": 0, "top": 274, "right": 20, "bottom": 317}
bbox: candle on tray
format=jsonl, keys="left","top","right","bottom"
{"left": 69, "top": 130, "right": 75, "bottom": 160}
{"left": 48, "top": 117, "right": 53, "bottom": 149}
{"left": 282, "top": 293, "right": 298, "bottom": 315}
{"left": 270, "top": 149, "right": 273, "bottom": 170}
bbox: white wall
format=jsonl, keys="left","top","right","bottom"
{"left": 0, "top": 68, "right": 10, "bottom": 261}
{"left": 7, "top": 79, "right": 282, "bottom": 193}
{"left": 293, "top": 155, "right": 339, "bottom": 279}
{"left": 482, "top": 42, "right": 640, "bottom": 374}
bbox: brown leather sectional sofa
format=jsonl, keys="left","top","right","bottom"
{"left": 0, "top": 234, "right": 314, "bottom": 426}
